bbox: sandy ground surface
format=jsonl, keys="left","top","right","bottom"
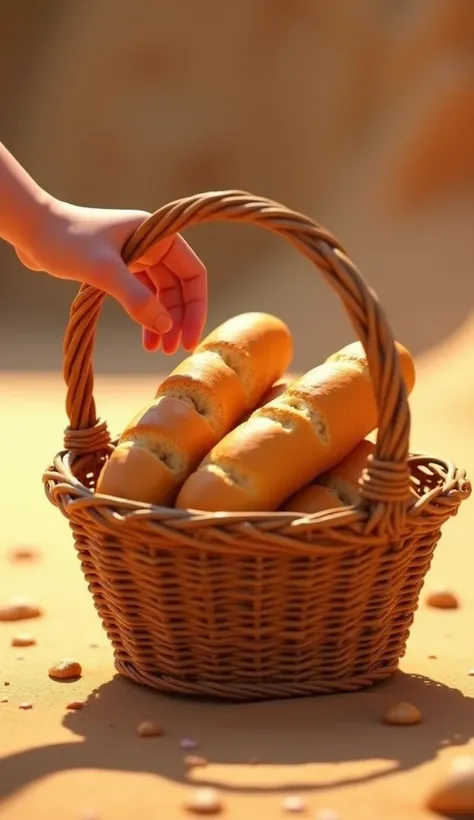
{"left": 1, "top": 319, "right": 474, "bottom": 819}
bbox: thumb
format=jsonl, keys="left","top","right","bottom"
{"left": 101, "top": 259, "right": 173, "bottom": 334}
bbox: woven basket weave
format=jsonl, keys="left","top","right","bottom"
{"left": 43, "top": 190, "right": 471, "bottom": 702}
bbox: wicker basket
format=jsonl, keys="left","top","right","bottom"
{"left": 43, "top": 191, "right": 471, "bottom": 702}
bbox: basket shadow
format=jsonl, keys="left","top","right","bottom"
{"left": 1, "top": 670, "right": 473, "bottom": 802}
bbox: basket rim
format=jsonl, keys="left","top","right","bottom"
{"left": 43, "top": 446, "right": 469, "bottom": 529}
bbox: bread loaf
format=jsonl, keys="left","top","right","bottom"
{"left": 95, "top": 396, "right": 216, "bottom": 505}
{"left": 240, "top": 373, "right": 300, "bottom": 423}
{"left": 96, "top": 312, "right": 293, "bottom": 504}
{"left": 175, "top": 341, "right": 416, "bottom": 513}
{"left": 259, "top": 374, "right": 298, "bottom": 406}
{"left": 155, "top": 350, "right": 248, "bottom": 439}
{"left": 192, "top": 312, "right": 294, "bottom": 407}
{"left": 282, "top": 439, "right": 374, "bottom": 513}
{"left": 284, "top": 438, "right": 419, "bottom": 513}
{"left": 282, "top": 483, "right": 346, "bottom": 514}
{"left": 155, "top": 313, "right": 293, "bottom": 438}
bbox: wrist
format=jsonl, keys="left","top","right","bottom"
{"left": 0, "top": 141, "right": 57, "bottom": 250}
{"left": 9, "top": 188, "right": 57, "bottom": 251}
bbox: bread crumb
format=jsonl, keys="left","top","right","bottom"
{"left": 282, "top": 794, "right": 306, "bottom": 812}
{"left": 9, "top": 545, "right": 39, "bottom": 561}
{"left": 48, "top": 660, "right": 82, "bottom": 680}
{"left": 185, "top": 755, "right": 208, "bottom": 769}
{"left": 67, "top": 700, "right": 86, "bottom": 711}
{"left": 137, "top": 720, "right": 164, "bottom": 737}
{"left": 11, "top": 633, "right": 36, "bottom": 647}
{"left": 0, "top": 599, "right": 42, "bottom": 621}
{"left": 382, "top": 702, "right": 422, "bottom": 726}
{"left": 426, "top": 589, "right": 459, "bottom": 609}
{"left": 184, "top": 787, "right": 222, "bottom": 814}
{"left": 1, "top": 697, "right": 8, "bottom": 703}
{"left": 19, "top": 702, "right": 33, "bottom": 710}
{"left": 425, "top": 755, "right": 474, "bottom": 814}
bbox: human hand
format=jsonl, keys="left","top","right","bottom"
{"left": 15, "top": 199, "right": 207, "bottom": 354}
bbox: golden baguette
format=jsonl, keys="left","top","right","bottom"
{"left": 282, "top": 439, "right": 419, "bottom": 513}
{"left": 96, "top": 312, "right": 293, "bottom": 504}
{"left": 176, "top": 341, "right": 416, "bottom": 513}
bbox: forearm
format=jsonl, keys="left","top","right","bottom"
{"left": 0, "top": 141, "right": 53, "bottom": 247}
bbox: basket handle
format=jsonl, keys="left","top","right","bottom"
{"left": 62, "top": 190, "right": 411, "bottom": 534}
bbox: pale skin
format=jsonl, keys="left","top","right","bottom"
{"left": 0, "top": 141, "right": 207, "bottom": 354}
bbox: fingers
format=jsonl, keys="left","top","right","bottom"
{"left": 159, "top": 235, "right": 207, "bottom": 351}
{"left": 134, "top": 272, "right": 163, "bottom": 353}
{"left": 141, "top": 264, "right": 185, "bottom": 355}
{"left": 130, "top": 234, "right": 175, "bottom": 268}
{"left": 99, "top": 257, "right": 172, "bottom": 334}
{"left": 161, "top": 298, "right": 185, "bottom": 355}
{"left": 142, "top": 326, "right": 160, "bottom": 352}
{"left": 130, "top": 233, "right": 207, "bottom": 354}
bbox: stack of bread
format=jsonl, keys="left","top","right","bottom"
{"left": 96, "top": 312, "right": 417, "bottom": 514}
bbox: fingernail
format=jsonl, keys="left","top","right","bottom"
{"left": 155, "top": 315, "right": 172, "bottom": 333}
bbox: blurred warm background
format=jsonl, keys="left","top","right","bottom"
{"left": 1, "top": 0, "right": 473, "bottom": 374}
{"left": 1, "top": 6, "right": 474, "bottom": 817}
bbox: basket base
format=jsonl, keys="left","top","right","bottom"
{"left": 114, "top": 657, "right": 399, "bottom": 702}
